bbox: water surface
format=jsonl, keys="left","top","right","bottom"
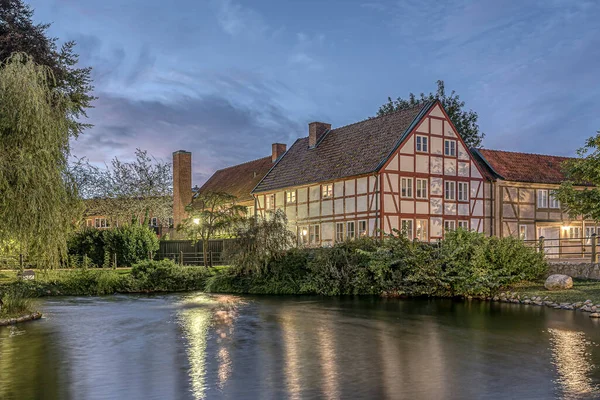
{"left": 1, "top": 294, "right": 600, "bottom": 399}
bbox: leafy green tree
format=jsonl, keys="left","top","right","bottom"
{"left": 179, "top": 191, "right": 246, "bottom": 267}
{"left": 555, "top": 132, "right": 600, "bottom": 220}
{"left": 377, "top": 80, "right": 484, "bottom": 148}
{"left": 0, "top": 0, "right": 94, "bottom": 137}
{"left": 0, "top": 54, "right": 81, "bottom": 268}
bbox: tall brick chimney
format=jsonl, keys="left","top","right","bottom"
{"left": 173, "top": 150, "right": 192, "bottom": 228}
{"left": 308, "top": 122, "right": 331, "bottom": 148}
{"left": 272, "top": 143, "right": 287, "bottom": 162}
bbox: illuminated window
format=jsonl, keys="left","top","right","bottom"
{"left": 401, "top": 177, "right": 413, "bottom": 198}
{"left": 565, "top": 226, "right": 581, "bottom": 239}
{"left": 322, "top": 184, "right": 333, "bottom": 198}
{"left": 444, "top": 140, "right": 456, "bottom": 157}
{"left": 416, "top": 219, "right": 428, "bottom": 241}
{"left": 358, "top": 220, "right": 367, "bottom": 236}
{"left": 347, "top": 221, "right": 355, "bottom": 239}
{"left": 299, "top": 226, "right": 309, "bottom": 245}
{"left": 286, "top": 190, "right": 296, "bottom": 204}
{"left": 444, "top": 181, "right": 455, "bottom": 200}
{"left": 457, "top": 182, "right": 469, "bottom": 202}
{"left": 416, "top": 178, "right": 428, "bottom": 199}
{"left": 416, "top": 135, "right": 428, "bottom": 152}
{"left": 519, "top": 224, "right": 528, "bottom": 240}
{"left": 266, "top": 194, "right": 274, "bottom": 210}
{"left": 336, "top": 222, "right": 345, "bottom": 242}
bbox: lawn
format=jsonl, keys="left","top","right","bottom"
{"left": 511, "top": 279, "right": 600, "bottom": 305}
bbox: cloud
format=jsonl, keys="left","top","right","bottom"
{"left": 214, "top": 0, "right": 268, "bottom": 38}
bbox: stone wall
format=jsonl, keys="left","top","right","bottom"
{"left": 548, "top": 261, "right": 600, "bottom": 280}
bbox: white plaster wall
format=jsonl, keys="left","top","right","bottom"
{"left": 430, "top": 177, "right": 443, "bottom": 195}
{"left": 401, "top": 200, "right": 414, "bottom": 214}
{"left": 357, "top": 177, "right": 368, "bottom": 194}
{"left": 431, "top": 198, "right": 443, "bottom": 214}
{"left": 298, "top": 188, "right": 307, "bottom": 203}
{"left": 444, "top": 121, "right": 457, "bottom": 138}
{"left": 416, "top": 201, "right": 429, "bottom": 214}
{"left": 471, "top": 162, "right": 482, "bottom": 178}
{"left": 400, "top": 155, "right": 414, "bottom": 172}
{"left": 416, "top": 155, "right": 429, "bottom": 173}
{"left": 322, "top": 200, "right": 333, "bottom": 216}
{"left": 357, "top": 195, "right": 368, "bottom": 212}
{"left": 458, "top": 203, "right": 469, "bottom": 216}
{"left": 458, "top": 162, "right": 469, "bottom": 177}
{"left": 387, "top": 155, "right": 399, "bottom": 171}
{"left": 346, "top": 197, "right": 356, "bottom": 213}
{"left": 400, "top": 136, "right": 414, "bottom": 154}
{"left": 431, "top": 118, "right": 443, "bottom": 135}
{"left": 310, "top": 186, "right": 320, "bottom": 201}
{"left": 309, "top": 202, "right": 319, "bottom": 217}
{"left": 276, "top": 192, "right": 284, "bottom": 208}
{"left": 431, "top": 217, "right": 443, "bottom": 238}
{"left": 334, "top": 198, "right": 344, "bottom": 214}
{"left": 322, "top": 222, "right": 334, "bottom": 241}
{"left": 384, "top": 194, "right": 396, "bottom": 213}
{"left": 444, "top": 158, "right": 456, "bottom": 176}
{"left": 345, "top": 179, "right": 356, "bottom": 196}
{"left": 471, "top": 199, "right": 483, "bottom": 217}
{"left": 298, "top": 203, "right": 308, "bottom": 219}
{"left": 334, "top": 182, "right": 344, "bottom": 197}
{"left": 431, "top": 157, "right": 443, "bottom": 174}
{"left": 430, "top": 105, "right": 444, "bottom": 118}
{"left": 444, "top": 203, "right": 457, "bottom": 215}
{"left": 458, "top": 142, "right": 469, "bottom": 160}
{"left": 431, "top": 137, "right": 443, "bottom": 155}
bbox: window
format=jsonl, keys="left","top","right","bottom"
{"left": 309, "top": 225, "right": 320, "bottom": 244}
{"left": 401, "top": 219, "right": 413, "bottom": 239}
{"left": 519, "top": 225, "right": 528, "bottom": 240}
{"left": 401, "top": 177, "right": 413, "bottom": 198}
{"left": 586, "top": 226, "right": 597, "bottom": 244}
{"left": 86, "top": 219, "right": 93, "bottom": 227}
{"left": 416, "top": 219, "right": 428, "bottom": 241}
{"left": 95, "top": 218, "right": 107, "bottom": 228}
{"left": 444, "top": 220, "right": 456, "bottom": 232}
{"left": 457, "top": 182, "right": 469, "bottom": 202}
{"left": 537, "top": 190, "right": 548, "bottom": 208}
{"left": 322, "top": 184, "right": 333, "bottom": 198}
{"left": 347, "top": 221, "right": 355, "bottom": 239}
{"left": 150, "top": 217, "right": 158, "bottom": 227}
{"left": 549, "top": 192, "right": 560, "bottom": 209}
{"left": 358, "top": 220, "right": 367, "bottom": 237}
{"left": 444, "top": 140, "right": 456, "bottom": 156}
{"left": 336, "top": 222, "right": 345, "bottom": 242}
{"left": 168, "top": 218, "right": 174, "bottom": 228}
{"left": 444, "top": 181, "right": 456, "bottom": 200}
{"left": 265, "top": 194, "right": 274, "bottom": 210}
{"left": 416, "top": 135, "right": 428, "bottom": 152}
{"left": 286, "top": 190, "right": 296, "bottom": 204}
{"left": 299, "top": 226, "right": 309, "bottom": 245}
{"left": 566, "top": 226, "right": 581, "bottom": 239}
{"left": 458, "top": 220, "right": 469, "bottom": 230}
{"left": 416, "top": 178, "right": 428, "bottom": 199}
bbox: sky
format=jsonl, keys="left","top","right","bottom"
{"left": 30, "top": 0, "right": 600, "bottom": 186}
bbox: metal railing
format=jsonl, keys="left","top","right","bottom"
{"left": 524, "top": 233, "right": 600, "bottom": 262}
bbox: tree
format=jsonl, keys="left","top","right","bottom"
{"left": 71, "top": 149, "right": 173, "bottom": 228}
{"left": 377, "top": 80, "right": 484, "bottom": 148}
{"left": 0, "top": 0, "right": 94, "bottom": 137}
{"left": 0, "top": 53, "right": 81, "bottom": 268}
{"left": 555, "top": 132, "right": 600, "bottom": 220}
{"left": 178, "top": 192, "right": 246, "bottom": 267}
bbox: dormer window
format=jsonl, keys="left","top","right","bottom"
{"left": 286, "top": 190, "right": 296, "bottom": 204}
{"left": 322, "top": 184, "right": 333, "bottom": 198}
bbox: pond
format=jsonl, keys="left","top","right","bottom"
{"left": 1, "top": 294, "right": 600, "bottom": 399}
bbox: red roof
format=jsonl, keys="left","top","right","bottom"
{"left": 473, "top": 149, "right": 573, "bottom": 184}
{"left": 198, "top": 156, "right": 273, "bottom": 203}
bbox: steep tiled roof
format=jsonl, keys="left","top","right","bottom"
{"left": 472, "top": 149, "right": 573, "bottom": 184}
{"left": 253, "top": 102, "right": 430, "bottom": 193}
{"left": 198, "top": 156, "right": 273, "bottom": 203}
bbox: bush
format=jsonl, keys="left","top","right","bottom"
{"left": 67, "top": 228, "right": 106, "bottom": 266}
{"left": 1, "top": 283, "right": 33, "bottom": 317}
{"left": 131, "top": 260, "right": 210, "bottom": 292}
{"left": 104, "top": 224, "right": 159, "bottom": 267}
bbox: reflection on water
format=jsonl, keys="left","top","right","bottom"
{"left": 549, "top": 328, "right": 600, "bottom": 399}
{"left": 2, "top": 295, "right": 600, "bottom": 399}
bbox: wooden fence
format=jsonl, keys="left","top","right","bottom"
{"left": 524, "top": 233, "right": 600, "bottom": 262}
{"left": 157, "top": 239, "right": 237, "bottom": 266}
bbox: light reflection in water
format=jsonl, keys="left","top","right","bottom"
{"left": 280, "top": 312, "right": 302, "bottom": 400}
{"left": 548, "top": 328, "right": 599, "bottom": 398}
{"left": 316, "top": 317, "right": 339, "bottom": 400}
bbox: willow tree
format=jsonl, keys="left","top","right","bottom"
{"left": 0, "top": 54, "right": 81, "bottom": 268}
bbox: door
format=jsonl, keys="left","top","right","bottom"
{"left": 538, "top": 227, "right": 560, "bottom": 258}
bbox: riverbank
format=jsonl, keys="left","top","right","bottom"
{"left": 0, "top": 312, "right": 42, "bottom": 326}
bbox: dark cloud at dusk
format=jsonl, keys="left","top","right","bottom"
{"left": 30, "top": 0, "right": 600, "bottom": 186}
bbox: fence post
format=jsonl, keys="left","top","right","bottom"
{"left": 19, "top": 253, "right": 23, "bottom": 270}
{"left": 113, "top": 253, "right": 117, "bottom": 269}
{"left": 209, "top": 251, "right": 213, "bottom": 268}
{"left": 180, "top": 251, "right": 184, "bottom": 266}
{"left": 592, "top": 233, "right": 598, "bottom": 263}
{"left": 538, "top": 236, "right": 545, "bottom": 254}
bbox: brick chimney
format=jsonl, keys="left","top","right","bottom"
{"left": 308, "top": 122, "right": 331, "bottom": 148}
{"left": 272, "top": 143, "right": 287, "bottom": 162}
{"left": 173, "top": 150, "right": 192, "bottom": 228}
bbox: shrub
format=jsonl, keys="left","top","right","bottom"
{"left": 1, "top": 283, "right": 33, "bottom": 317}
{"left": 104, "top": 224, "right": 159, "bottom": 267}
{"left": 131, "top": 259, "right": 210, "bottom": 292}
{"left": 67, "top": 228, "right": 106, "bottom": 266}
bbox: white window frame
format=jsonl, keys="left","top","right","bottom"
{"left": 286, "top": 190, "right": 296, "bottom": 204}
{"left": 416, "top": 219, "right": 428, "bottom": 241}
{"left": 444, "top": 220, "right": 456, "bottom": 232}
{"left": 458, "top": 220, "right": 469, "bottom": 230}
{"left": 299, "top": 226, "right": 309, "bottom": 245}
{"left": 322, "top": 184, "right": 333, "bottom": 199}
{"left": 347, "top": 221, "right": 355, "bottom": 239}
{"left": 401, "top": 177, "right": 413, "bottom": 198}
{"left": 537, "top": 190, "right": 548, "bottom": 209}
{"left": 336, "top": 222, "right": 345, "bottom": 242}
{"left": 86, "top": 219, "right": 93, "bottom": 227}
{"left": 519, "top": 224, "right": 528, "bottom": 240}
{"left": 309, "top": 224, "right": 320, "bottom": 244}
{"left": 444, "top": 181, "right": 456, "bottom": 201}
{"left": 416, "top": 178, "right": 428, "bottom": 199}
{"left": 457, "top": 182, "right": 469, "bottom": 202}
{"left": 444, "top": 140, "right": 456, "bottom": 157}
{"left": 416, "top": 135, "right": 428, "bottom": 153}
{"left": 150, "top": 217, "right": 158, "bottom": 227}
{"left": 266, "top": 194, "right": 275, "bottom": 210}
{"left": 95, "top": 218, "right": 107, "bottom": 228}
{"left": 549, "top": 191, "right": 560, "bottom": 209}
{"left": 401, "top": 219, "right": 414, "bottom": 239}
{"left": 358, "top": 220, "right": 367, "bottom": 237}
{"left": 586, "top": 226, "right": 597, "bottom": 244}
{"left": 566, "top": 226, "right": 581, "bottom": 240}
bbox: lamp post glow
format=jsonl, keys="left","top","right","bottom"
{"left": 193, "top": 218, "right": 200, "bottom": 225}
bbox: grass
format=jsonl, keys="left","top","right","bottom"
{"left": 0, "top": 288, "right": 34, "bottom": 319}
{"left": 510, "top": 279, "right": 600, "bottom": 305}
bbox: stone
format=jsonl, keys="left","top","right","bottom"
{"left": 592, "top": 306, "right": 598, "bottom": 312}
{"left": 544, "top": 274, "right": 574, "bottom": 291}
{"left": 561, "top": 305, "right": 574, "bottom": 310}
{"left": 492, "top": 296, "right": 499, "bottom": 301}
{"left": 585, "top": 299, "right": 593, "bottom": 304}
{"left": 523, "top": 299, "right": 532, "bottom": 304}
{"left": 533, "top": 301, "right": 543, "bottom": 306}
{"left": 590, "top": 313, "right": 600, "bottom": 318}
